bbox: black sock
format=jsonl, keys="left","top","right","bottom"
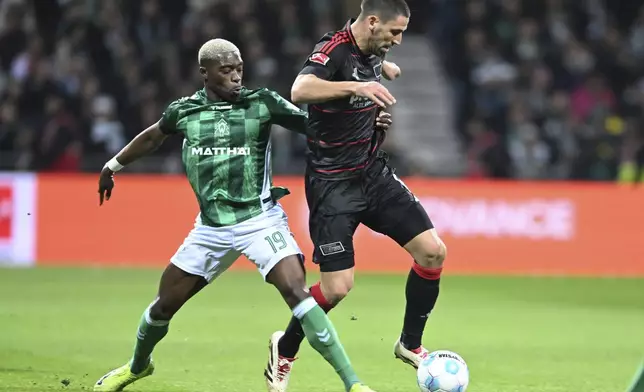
{"left": 278, "top": 316, "right": 306, "bottom": 358}
{"left": 400, "top": 266, "right": 440, "bottom": 350}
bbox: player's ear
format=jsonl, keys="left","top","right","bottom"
{"left": 199, "top": 66, "right": 207, "bottom": 78}
{"left": 368, "top": 15, "right": 379, "bottom": 31}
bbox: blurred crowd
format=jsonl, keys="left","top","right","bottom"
{"left": 1, "top": 0, "right": 643, "bottom": 182}
{"left": 0, "top": 0, "right": 349, "bottom": 172}
{"left": 431, "top": 0, "right": 644, "bottom": 181}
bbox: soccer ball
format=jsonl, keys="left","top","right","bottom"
{"left": 417, "top": 350, "right": 469, "bottom": 392}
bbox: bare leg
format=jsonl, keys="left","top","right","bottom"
{"left": 148, "top": 263, "right": 208, "bottom": 320}
{"left": 130, "top": 263, "right": 207, "bottom": 373}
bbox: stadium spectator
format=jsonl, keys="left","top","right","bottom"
{"left": 431, "top": 0, "right": 644, "bottom": 181}
{"left": 0, "top": 0, "right": 351, "bottom": 173}
{"left": 2, "top": 0, "right": 643, "bottom": 182}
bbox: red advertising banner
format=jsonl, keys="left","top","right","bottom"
{"left": 0, "top": 186, "right": 12, "bottom": 239}
{"left": 35, "top": 175, "right": 644, "bottom": 276}
{"left": 0, "top": 173, "right": 36, "bottom": 265}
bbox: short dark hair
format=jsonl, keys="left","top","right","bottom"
{"left": 360, "top": 0, "right": 410, "bottom": 21}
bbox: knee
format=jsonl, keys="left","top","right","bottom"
{"left": 415, "top": 237, "right": 447, "bottom": 269}
{"left": 148, "top": 299, "right": 178, "bottom": 321}
{"left": 320, "top": 277, "right": 354, "bottom": 305}
{"left": 280, "top": 284, "right": 309, "bottom": 309}
{"left": 267, "top": 255, "right": 309, "bottom": 309}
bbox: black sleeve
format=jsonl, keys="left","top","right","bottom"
{"left": 299, "top": 41, "right": 350, "bottom": 81}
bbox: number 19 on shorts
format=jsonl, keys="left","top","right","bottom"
{"left": 264, "top": 232, "right": 288, "bottom": 253}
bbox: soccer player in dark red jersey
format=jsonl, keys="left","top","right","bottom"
{"left": 264, "top": 1, "right": 448, "bottom": 391}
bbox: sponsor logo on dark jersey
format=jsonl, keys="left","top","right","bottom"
{"left": 310, "top": 53, "right": 330, "bottom": 66}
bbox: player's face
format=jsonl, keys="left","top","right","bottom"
{"left": 201, "top": 51, "right": 244, "bottom": 102}
{"left": 369, "top": 14, "right": 409, "bottom": 56}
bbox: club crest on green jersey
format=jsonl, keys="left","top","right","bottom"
{"left": 214, "top": 118, "right": 230, "bottom": 138}
{"left": 186, "top": 117, "right": 250, "bottom": 156}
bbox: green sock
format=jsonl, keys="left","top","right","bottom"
{"left": 130, "top": 307, "right": 169, "bottom": 374}
{"left": 629, "top": 362, "right": 644, "bottom": 392}
{"left": 294, "top": 297, "right": 361, "bottom": 391}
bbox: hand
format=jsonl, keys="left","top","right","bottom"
{"left": 375, "top": 111, "right": 392, "bottom": 131}
{"left": 382, "top": 61, "right": 401, "bottom": 80}
{"left": 354, "top": 81, "right": 396, "bottom": 108}
{"left": 98, "top": 166, "right": 115, "bottom": 206}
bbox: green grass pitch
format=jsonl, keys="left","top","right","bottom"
{"left": 1, "top": 267, "right": 643, "bottom": 391}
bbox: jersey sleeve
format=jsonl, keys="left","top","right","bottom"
{"left": 263, "top": 90, "right": 309, "bottom": 135}
{"left": 158, "top": 100, "right": 183, "bottom": 135}
{"left": 299, "top": 40, "right": 350, "bottom": 81}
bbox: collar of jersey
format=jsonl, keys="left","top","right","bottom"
{"left": 198, "top": 87, "right": 248, "bottom": 104}
{"left": 345, "top": 18, "right": 368, "bottom": 58}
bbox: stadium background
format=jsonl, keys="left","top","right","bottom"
{"left": 1, "top": 0, "right": 643, "bottom": 273}
{"left": 1, "top": 1, "right": 643, "bottom": 391}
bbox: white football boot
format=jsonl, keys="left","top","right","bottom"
{"left": 393, "top": 339, "right": 429, "bottom": 369}
{"left": 265, "top": 331, "right": 296, "bottom": 392}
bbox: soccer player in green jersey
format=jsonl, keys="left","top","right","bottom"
{"left": 93, "top": 39, "right": 391, "bottom": 392}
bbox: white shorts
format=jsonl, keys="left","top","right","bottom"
{"left": 170, "top": 203, "right": 302, "bottom": 282}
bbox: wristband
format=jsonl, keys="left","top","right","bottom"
{"left": 105, "top": 157, "right": 124, "bottom": 172}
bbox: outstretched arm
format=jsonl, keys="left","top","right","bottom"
{"left": 106, "top": 122, "right": 168, "bottom": 169}
{"left": 292, "top": 74, "right": 395, "bottom": 108}
{"left": 291, "top": 74, "right": 360, "bottom": 104}
{"left": 292, "top": 45, "right": 395, "bottom": 107}
{"left": 266, "top": 89, "right": 393, "bottom": 135}
{"left": 98, "top": 99, "right": 183, "bottom": 205}
{"left": 98, "top": 122, "right": 169, "bottom": 205}
{"left": 265, "top": 90, "right": 309, "bottom": 135}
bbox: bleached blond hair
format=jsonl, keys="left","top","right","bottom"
{"left": 198, "top": 39, "right": 240, "bottom": 65}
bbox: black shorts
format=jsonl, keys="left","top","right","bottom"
{"left": 306, "top": 157, "right": 434, "bottom": 272}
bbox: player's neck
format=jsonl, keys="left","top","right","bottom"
{"left": 204, "top": 87, "right": 224, "bottom": 102}
{"left": 350, "top": 20, "right": 371, "bottom": 55}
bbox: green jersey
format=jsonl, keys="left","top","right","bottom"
{"left": 159, "top": 87, "right": 307, "bottom": 227}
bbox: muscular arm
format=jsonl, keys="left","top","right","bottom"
{"left": 291, "top": 74, "right": 360, "bottom": 104}
{"left": 98, "top": 121, "right": 169, "bottom": 204}
{"left": 110, "top": 122, "right": 168, "bottom": 167}
{"left": 294, "top": 43, "right": 395, "bottom": 107}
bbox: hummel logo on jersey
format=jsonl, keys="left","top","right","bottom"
{"left": 211, "top": 105, "right": 233, "bottom": 110}
{"left": 316, "top": 328, "right": 331, "bottom": 343}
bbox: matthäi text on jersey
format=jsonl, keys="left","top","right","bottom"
{"left": 189, "top": 146, "right": 251, "bottom": 156}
